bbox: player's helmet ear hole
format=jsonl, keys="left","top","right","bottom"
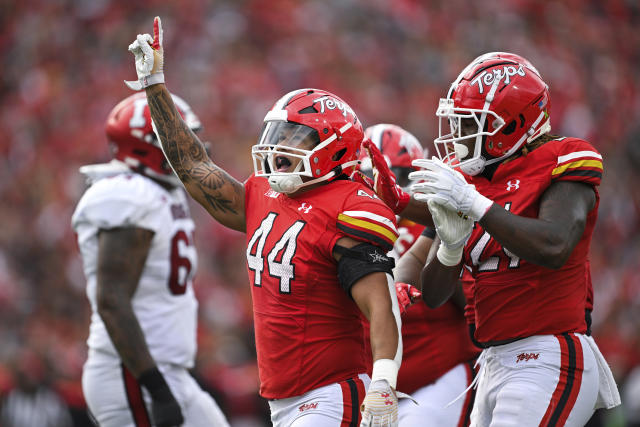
{"left": 519, "top": 114, "right": 526, "bottom": 127}
{"left": 332, "top": 148, "right": 347, "bottom": 161}
{"left": 502, "top": 120, "right": 516, "bottom": 135}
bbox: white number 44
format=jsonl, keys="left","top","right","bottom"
{"left": 246, "top": 213, "right": 306, "bottom": 293}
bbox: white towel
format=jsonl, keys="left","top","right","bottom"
{"left": 584, "top": 335, "right": 621, "bottom": 409}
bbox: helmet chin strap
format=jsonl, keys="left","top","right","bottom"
{"left": 458, "top": 157, "right": 487, "bottom": 176}
{"left": 268, "top": 159, "right": 360, "bottom": 195}
{"left": 268, "top": 174, "right": 305, "bottom": 194}
{"left": 453, "top": 141, "right": 486, "bottom": 176}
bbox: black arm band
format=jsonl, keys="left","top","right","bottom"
{"left": 334, "top": 243, "right": 395, "bottom": 296}
{"left": 138, "top": 367, "right": 173, "bottom": 401}
{"left": 421, "top": 226, "right": 436, "bottom": 239}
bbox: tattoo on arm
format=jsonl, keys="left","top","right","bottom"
{"left": 144, "top": 85, "right": 245, "bottom": 226}
{"left": 145, "top": 88, "right": 207, "bottom": 181}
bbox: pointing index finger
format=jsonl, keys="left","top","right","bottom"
{"left": 152, "top": 16, "right": 163, "bottom": 49}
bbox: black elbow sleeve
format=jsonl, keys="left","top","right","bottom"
{"left": 335, "top": 243, "right": 395, "bottom": 296}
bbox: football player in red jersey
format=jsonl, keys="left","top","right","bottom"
{"left": 73, "top": 93, "right": 230, "bottom": 426}
{"left": 357, "top": 124, "right": 481, "bottom": 426}
{"left": 394, "top": 52, "right": 620, "bottom": 426}
{"left": 125, "top": 17, "right": 404, "bottom": 426}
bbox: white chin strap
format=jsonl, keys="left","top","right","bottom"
{"left": 459, "top": 157, "right": 487, "bottom": 176}
{"left": 454, "top": 143, "right": 486, "bottom": 176}
{"left": 268, "top": 175, "right": 305, "bottom": 194}
{"left": 267, "top": 159, "right": 360, "bottom": 195}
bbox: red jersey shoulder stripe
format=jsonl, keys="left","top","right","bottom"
{"left": 337, "top": 210, "right": 398, "bottom": 251}
{"left": 552, "top": 150, "right": 603, "bottom": 185}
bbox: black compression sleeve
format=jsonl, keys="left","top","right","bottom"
{"left": 334, "top": 243, "right": 395, "bottom": 296}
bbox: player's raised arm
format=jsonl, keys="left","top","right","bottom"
{"left": 125, "top": 17, "right": 245, "bottom": 232}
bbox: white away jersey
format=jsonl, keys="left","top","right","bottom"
{"left": 72, "top": 173, "right": 198, "bottom": 367}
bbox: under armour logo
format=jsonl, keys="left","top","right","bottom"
{"left": 298, "top": 203, "right": 313, "bottom": 214}
{"left": 357, "top": 189, "right": 378, "bottom": 199}
{"left": 506, "top": 179, "right": 520, "bottom": 191}
{"left": 264, "top": 189, "right": 280, "bottom": 198}
{"left": 369, "top": 252, "right": 388, "bottom": 263}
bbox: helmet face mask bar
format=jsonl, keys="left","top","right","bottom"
{"left": 433, "top": 52, "right": 551, "bottom": 176}
{"left": 434, "top": 98, "right": 506, "bottom": 175}
{"left": 252, "top": 88, "right": 364, "bottom": 195}
{"left": 252, "top": 121, "right": 322, "bottom": 193}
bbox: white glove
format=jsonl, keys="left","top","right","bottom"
{"left": 125, "top": 16, "right": 165, "bottom": 90}
{"left": 427, "top": 199, "right": 473, "bottom": 266}
{"left": 409, "top": 157, "right": 494, "bottom": 221}
{"left": 360, "top": 380, "right": 398, "bottom": 427}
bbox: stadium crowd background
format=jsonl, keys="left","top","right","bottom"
{"left": 1, "top": 0, "right": 639, "bottom": 425}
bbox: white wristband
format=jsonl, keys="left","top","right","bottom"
{"left": 371, "top": 359, "right": 399, "bottom": 390}
{"left": 469, "top": 193, "right": 494, "bottom": 221}
{"left": 436, "top": 244, "right": 463, "bottom": 267}
{"left": 124, "top": 73, "right": 165, "bottom": 91}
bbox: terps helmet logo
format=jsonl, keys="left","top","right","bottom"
{"left": 313, "top": 96, "right": 356, "bottom": 119}
{"left": 470, "top": 65, "right": 527, "bottom": 94}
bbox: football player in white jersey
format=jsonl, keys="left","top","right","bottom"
{"left": 72, "top": 93, "right": 230, "bottom": 427}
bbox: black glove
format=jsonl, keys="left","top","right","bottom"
{"left": 138, "top": 367, "right": 184, "bottom": 427}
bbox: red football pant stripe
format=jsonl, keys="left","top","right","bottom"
{"left": 457, "top": 360, "right": 478, "bottom": 427}
{"left": 340, "top": 377, "right": 366, "bottom": 427}
{"left": 121, "top": 365, "right": 152, "bottom": 427}
{"left": 539, "top": 334, "right": 584, "bottom": 426}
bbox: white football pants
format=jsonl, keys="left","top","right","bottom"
{"left": 82, "top": 350, "right": 229, "bottom": 427}
{"left": 268, "top": 374, "right": 370, "bottom": 427}
{"left": 470, "top": 334, "right": 598, "bottom": 427}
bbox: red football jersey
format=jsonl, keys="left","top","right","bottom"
{"left": 398, "top": 297, "right": 480, "bottom": 393}
{"left": 244, "top": 176, "right": 398, "bottom": 399}
{"left": 463, "top": 137, "right": 602, "bottom": 344}
{"left": 365, "top": 223, "right": 480, "bottom": 393}
{"left": 392, "top": 218, "right": 425, "bottom": 257}
{"left": 461, "top": 267, "right": 476, "bottom": 326}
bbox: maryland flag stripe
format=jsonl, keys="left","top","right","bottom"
{"left": 337, "top": 211, "right": 398, "bottom": 251}
{"left": 552, "top": 151, "right": 603, "bottom": 184}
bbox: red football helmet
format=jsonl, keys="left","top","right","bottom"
{"left": 105, "top": 92, "right": 201, "bottom": 186}
{"left": 360, "top": 124, "right": 425, "bottom": 188}
{"left": 434, "top": 52, "right": 551, "bottom": 176}
{"left": 252, "top": 88, "right": 364, "bottom": 194}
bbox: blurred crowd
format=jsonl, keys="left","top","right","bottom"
{"left": 1, "top": 0, "right": 639, "bottom": 425}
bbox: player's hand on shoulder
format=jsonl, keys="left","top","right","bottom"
{"left": 125, "top": 16, "right": 165, "bottom": 90}
{"left": 360, "top": 379, "right": 398, "bottom": 427}
{"left": 395, "top": 282, "right": 421, "bottom": 315}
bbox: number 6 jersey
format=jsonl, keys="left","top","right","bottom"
{"left": 244, "top": 176, "right": 399, "bottom": 400}
{"left": 72, "top": 172, "right": 198, "bottom": 368}
{"left": 462, "top": 137, "right": 603, "bottom": 345}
